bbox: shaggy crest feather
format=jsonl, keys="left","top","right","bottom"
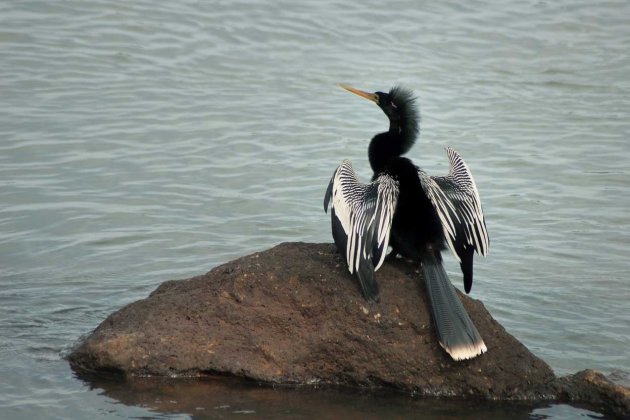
{"left": 388, "top": 85, "right": 419, "bottom": 153}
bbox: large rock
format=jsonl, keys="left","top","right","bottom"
{"left": 68, "top": 242, "right": 629, "bottom": 417}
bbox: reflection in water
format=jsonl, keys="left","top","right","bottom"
{"left": 75, "top": 371, "right": 606, "bottom": 419}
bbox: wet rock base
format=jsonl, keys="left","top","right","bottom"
{"left": 68, "top": 243, "right": 629, "bottom": 417}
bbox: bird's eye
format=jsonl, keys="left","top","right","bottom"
{"left": 391, "top": 101, "right": 398, "bottom": 109}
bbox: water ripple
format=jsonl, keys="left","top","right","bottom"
{"left": 1, "top": 0, "right": 629, "bottom": 417}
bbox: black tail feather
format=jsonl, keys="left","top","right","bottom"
{"left": 421, "top": 252, "right": 486, "bottom": 361}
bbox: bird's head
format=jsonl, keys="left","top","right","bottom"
{"left": 338, "top": 84, "right": 419, "bottom": 155}
{"left": 338, "top": 84, "right": 417, "bottom": 124}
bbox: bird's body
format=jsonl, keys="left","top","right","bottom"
{"left": 324, "top": 84, "right": 489, "bottom": 361}
{"left": 387, "top": 157, "right": 445, "bottom": 261}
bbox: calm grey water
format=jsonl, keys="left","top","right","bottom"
{"left": 1, "top": 0, "right": 629, "bottom": 418}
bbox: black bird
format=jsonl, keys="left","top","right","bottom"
{"left": 323, "top": 84, "right": 489, "bottom": 361}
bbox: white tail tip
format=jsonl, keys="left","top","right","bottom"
{"left": 442, "top": 340, "right": 488, "bottom": 361}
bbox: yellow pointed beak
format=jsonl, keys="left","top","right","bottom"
{"left": 338, "top": 84, "right": 379, "bottom": 103}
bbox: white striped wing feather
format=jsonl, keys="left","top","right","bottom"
{"left": 324, "top": 160, "right": 399, "bottom": 299}
{"left": 418, "top": 147, "right": 489, "bottom": 262}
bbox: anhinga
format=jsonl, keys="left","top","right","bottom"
{"left": 324, "top": 84, "right": 489, "bottom": 361}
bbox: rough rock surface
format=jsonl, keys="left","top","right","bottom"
{"left": 68, "top": 242, "right": 629, "bottom": 417}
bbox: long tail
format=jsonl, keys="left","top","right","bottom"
{"left": 421, "top": 252, "right": 487, "bottom": 361}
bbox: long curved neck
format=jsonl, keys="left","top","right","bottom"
{"left": 368, "top": 116, "right": 418, "bottom": 174}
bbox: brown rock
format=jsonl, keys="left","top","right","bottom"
{"left": 554, "top": 369, "right": 630, "bottom": 418}
{"left": 68, "top": 242, "right": 629, "bottom": 417}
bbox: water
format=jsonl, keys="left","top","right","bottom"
{"left": 1, "top": 0, "right": 628, "bottom": 418}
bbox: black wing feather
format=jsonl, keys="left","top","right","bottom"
{"left": 324, "top": 160, "right": 399, "bottom": 302}
{"left": 418, "top": 147, "right": 489, "bottom": 292}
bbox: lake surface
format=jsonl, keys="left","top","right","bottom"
{"left": 1, "top": 0, "right": 629, "bottom": 418}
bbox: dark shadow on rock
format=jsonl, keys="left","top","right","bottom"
{"left": 67, "top": 242, "right": 629, "bottom": 417}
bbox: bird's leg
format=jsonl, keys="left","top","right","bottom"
{"left": 385, "top": 247, "right": 399, "bottom": 262}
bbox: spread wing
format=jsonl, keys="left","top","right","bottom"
{"left": 324, "top": 159, "right": 399, "bottom": 302}
{"left": 417, "top": 147, "right": 489, "bottom": 293}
